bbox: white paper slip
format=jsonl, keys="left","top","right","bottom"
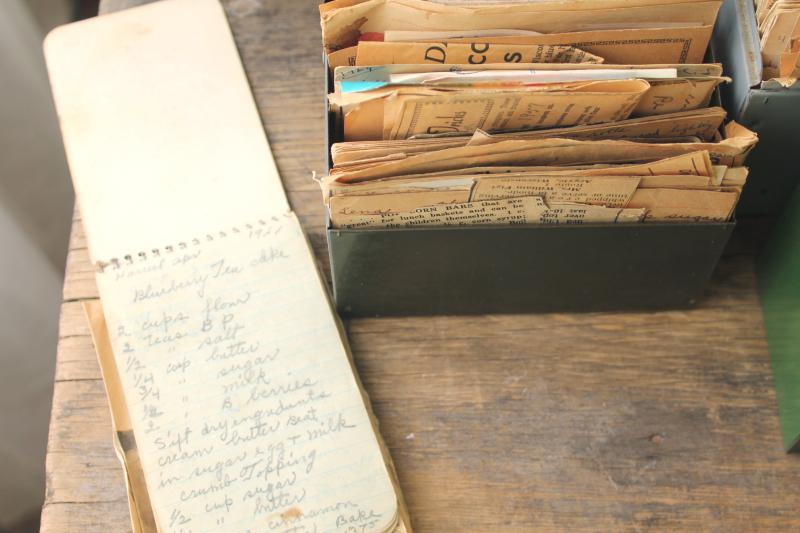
{"left": 383, "top": 28, "right": 543, "bottom": 41}
{"left": 387, "top": 68, "right": 678, "bottom": 84}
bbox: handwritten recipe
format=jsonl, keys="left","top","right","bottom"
{"left": 96, "top": 213, "right": 399, "bottom": 533}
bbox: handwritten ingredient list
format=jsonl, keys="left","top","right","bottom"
{"left": 97, "top": 213, "right": 398, "bottom": 533}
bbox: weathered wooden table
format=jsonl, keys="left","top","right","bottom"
{"left": 42, "top": 0, "right": 800, "bottom": 531}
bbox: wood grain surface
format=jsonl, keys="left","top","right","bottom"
{"left": 42, "top": 1, "right": 800, "bottom": 531}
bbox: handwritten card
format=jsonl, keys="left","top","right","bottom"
{"left": 96, "top": 213, "right": 400, "bottom": 532}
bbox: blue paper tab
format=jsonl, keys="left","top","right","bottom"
{"left": 339, "top": 81, "right": 389, "bottom": 93}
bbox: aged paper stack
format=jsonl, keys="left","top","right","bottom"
{"left": 319, "top": 0, "right": 758, "bottom": 228}
{"left": 756, "top": 0, "right": 800, "bottom": 81}
{"left": 45, "top": 0, "right": 410, "bottom": 532}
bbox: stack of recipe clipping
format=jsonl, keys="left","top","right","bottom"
{"left": 756, "top": 0, "right": 800, "bottom": 81}
{"left": 319, "top": 0, "right": 758, "bottom": 229}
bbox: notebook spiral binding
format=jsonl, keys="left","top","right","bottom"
{"left": 94, "top": 216, "right": 288, "bottom": 273}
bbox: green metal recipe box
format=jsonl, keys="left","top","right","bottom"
{"left": 758, "top": 184, "right": 800, "bottom": 453}
{"left": 323, "top": 59, "right": 735, "bottom": 317}
{"left": 711, "top": 0, "right": 800, "bottom": 216}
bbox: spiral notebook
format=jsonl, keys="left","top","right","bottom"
{"left": 44, "top": 0, "right": 410, "bottom": 531}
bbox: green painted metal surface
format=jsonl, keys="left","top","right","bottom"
{"left": 758, "top": 188, "right": 800, "bottom": 453}
{"left": 328, "top": 222, "right": 734, "bottom": 316}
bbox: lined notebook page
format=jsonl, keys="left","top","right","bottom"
{"left": 96, "top": 213, "right": 398, "bottom": 532}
